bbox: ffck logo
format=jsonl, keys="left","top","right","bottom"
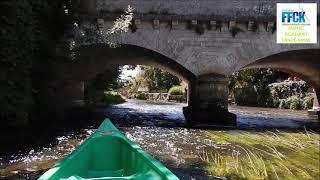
{"left": 282, "top": 12, "right": 306, "bottom": 23}
{"left": 277, "top": 3, "right": 317, "bottom": 44}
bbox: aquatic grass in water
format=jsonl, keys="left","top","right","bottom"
{"left": 203, "top": 130, "right": 320, "bottom": 179}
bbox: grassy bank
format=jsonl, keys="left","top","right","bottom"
{"left": 89, "top": 91, "right": 126, "bottom": 106}
{"left": 101, "top": 91, "right": 126, "bottom": 105}
{"left": 201, "top": 130, "right": 319, "bottom": 179}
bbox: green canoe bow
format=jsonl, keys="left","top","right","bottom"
{"left": 38, "top": 119, "right": 179, "bottom": 180}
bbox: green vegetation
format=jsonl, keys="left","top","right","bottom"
{"left": 101, "top": 91, "right": 126, "bottom": 105}
{"left": 229, "top": 69, "right": 314, "bottom": 110}
{"left": 129, "top": 66, "right": 181, "bottom": 94}
{"left": 132, "top": 93, "right": 169, "bottom": 101}
{"left": 127, "top": 66, "right": 185, "bottom": 101}
{"left": 0, "top": 1, "right": 133, "bottom": 127}
{"left": 228, "top": 69, "right": 285, "bottom": 107}
{"left": 85, "top": 68, "right": 125, "bottom": 106}
{"left": 276, "top": 95, "right": 313, "bottom": 110}
{"left": 203, "top": 130, "right": 320, "bottom": 179}
{"left": 0, "top": 0, "right": 69, "bottom": 126}
{"left": 270, "top": 80, "right": 313, "bottom": 110}
{"left": 168, "top": 86, "right": 185, "bottom": 95}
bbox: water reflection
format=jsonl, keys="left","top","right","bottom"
{"left": 0, "top": 129, "right": 94, "bottom": 179}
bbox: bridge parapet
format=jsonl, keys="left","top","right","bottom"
{"left": 70, "top": 16, "right": 318, "bottom": 76}
{"left": 73, "top": 0, "right": 320, "bottom": 21}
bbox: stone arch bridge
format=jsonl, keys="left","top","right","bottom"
{"left": 54, "top": 0, "right": 320, "bottom": 125}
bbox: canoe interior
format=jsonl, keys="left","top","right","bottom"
{"left": 38, "top": 119, "right": 179, "bottom": 180}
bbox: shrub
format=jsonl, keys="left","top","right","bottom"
{"left": 101, "top": 91, "right": 125, "bottom": 105}
{"left": 168, "top": 86, "right": 184, "bottom": 95}
{"left": 269, "top": 80, "right": 313, "bottom": 110}
{"left": 272, "top": 97, "right": 280, "bottom": 108}
{"left": 269, "top": 80, "right": 308, "bottom": 99}
{"left": 288, "top": 95, "right": 302, "bottom": 110}
{"left": 302, "top": 94, "right": 314, "bottom": 109}
{"left": 279, "top": 99, "right": 288, "bottom": 109}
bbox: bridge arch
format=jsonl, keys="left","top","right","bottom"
{"left": 73, "top": 18, "right": 319, "bottom": 77}
{"left": 66, "top": 44, "right": 195, "bottom": 83}
{"left": 235, "top": 49, "right": 320, "bottom": 119}
{"left": 241, "top": 49, "right": 320, "bottom": 88}
{"left": 55, "top": 44, "right": 196, "bottom": 108}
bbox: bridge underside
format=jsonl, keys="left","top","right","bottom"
{"left": 53, "top": 45, "right": 239, "bottom": 126}
{"left": 244, "top": 49, "right": 320, "bottom": 88}
{"left": 54, "top": 45, "right": 320, "bottom": 126}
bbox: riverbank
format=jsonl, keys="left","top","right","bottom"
{"left": 205, "top": 130, "right": 319, "bottom": 179}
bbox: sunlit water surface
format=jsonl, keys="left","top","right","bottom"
{"left": 0, "top": 100, "right": 318, "bottom": 179}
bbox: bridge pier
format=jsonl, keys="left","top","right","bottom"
{"left": 53, "top": 80, "right": 94, "bottom": 122}
{"left": 308, "top": 88, "right": 320, "bottom": 120}
{"left": 183, "top": 74, "right": 236, "bottom": 127}
{"left": 58, "top": 81, "right": 85, "bottom": 107}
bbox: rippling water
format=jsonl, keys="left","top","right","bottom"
{"left": 0, "top": 100, "right": 318, "bottom": 179}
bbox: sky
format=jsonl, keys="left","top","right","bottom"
{"left": 119, "top": 65, "right": 140, "bottom": 80}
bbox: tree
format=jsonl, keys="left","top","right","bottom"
{"left": 85, "top": 67, "right": 122, "bottom": 105}
{"left": 228, "top": 69, "right": 287, "bottom": 91}
{"left": 0, "top": 1, "right": 134, "bottom": 127}
{"left": 228, "top": 68, "right": 290, "bottom": 107}
{"left": 0, "top": 0, "right": 67, "bottom": 126}
{"left": 131, "top": 66, "right": 180, "bottom": 93}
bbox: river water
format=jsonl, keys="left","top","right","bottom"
{"left": 0, "top": 100, "right": 319, "bottom": 179}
